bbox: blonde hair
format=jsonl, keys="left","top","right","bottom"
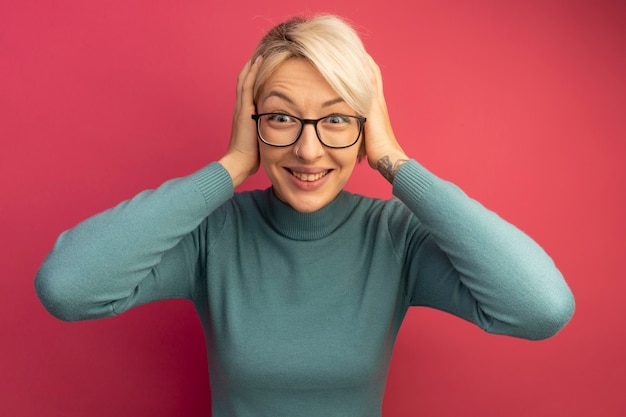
{"left": 251, "top": 15, "right": 372, "bottom": 117}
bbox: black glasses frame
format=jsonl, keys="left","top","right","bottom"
{"left": 251, "top": 113, "right": 366, "bottom": 148}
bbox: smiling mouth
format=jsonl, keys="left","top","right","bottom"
{"left": 289, "top": 169, "right": 330, "bottom": 182}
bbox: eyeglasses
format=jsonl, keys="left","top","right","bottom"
{"left": 251, "top": 113, "right": 366, "bottom": 148}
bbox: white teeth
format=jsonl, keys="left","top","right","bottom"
{"left": 292, "top": 170, "right": 328, "bottom": 182}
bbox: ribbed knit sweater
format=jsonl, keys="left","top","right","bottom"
{"left": 35, "top": 160, "right": 574, "bottom": 416}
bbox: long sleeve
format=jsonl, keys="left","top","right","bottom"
{"left": 393, "top": 160, "right": 574, "bottom": 340}
{"left": 35, "top": 162, "right": 233, "bottom": 321}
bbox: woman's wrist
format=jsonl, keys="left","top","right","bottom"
{"left": 218, "top": 153, "right": 251, "bottom": 189}
{"left": 375, "top": 151, "right": 410, "bottom": 184}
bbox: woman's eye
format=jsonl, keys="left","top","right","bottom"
{"left": 268, "top": 114, "right": 293, "bottom": 123}
{"left": 324, "top": 115, "right": 351, "bottom": 125}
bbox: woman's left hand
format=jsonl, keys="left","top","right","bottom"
{"left": 364, "top": 54, "right": 410, "bottom": 183}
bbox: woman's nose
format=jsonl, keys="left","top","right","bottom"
{"left": 294, "top": 124, "right": 324, "bottom": 161}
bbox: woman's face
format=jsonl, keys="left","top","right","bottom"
{"left": 256, "top": 58, "right": 362, "bottom": 213}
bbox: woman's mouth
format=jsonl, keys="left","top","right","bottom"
{"left": 289, "top": 169, "right": 330, "bottom": 182}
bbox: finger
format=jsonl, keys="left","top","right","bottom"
{"left": 231, "top": 60, "right": 253, "bottom": 133}
{"left": 240, "top": 56, "right": 263, "bottom": 110}
{"left": 366, "top": 53, "right": 379, "bottom": 72}
{"left": 366, "top": 54, "right": 386, "bottom": 98}
{"left": 236, "top": 59, "right": 253, "bottom": 96}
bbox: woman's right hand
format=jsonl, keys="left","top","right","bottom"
{"left": 219, "top": 57, "right": 262, "bottom": 188}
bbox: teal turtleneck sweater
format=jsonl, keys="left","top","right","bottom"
{"left": 35, "top": 160, "right": 574, "bottom": 416}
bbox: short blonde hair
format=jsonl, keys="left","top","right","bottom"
{"left": 251, "top": 15, "right": 372, "bottom": 117}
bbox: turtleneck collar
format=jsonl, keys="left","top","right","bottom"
{"left": 259, "top": 188, "right": 354, "bottom": 241}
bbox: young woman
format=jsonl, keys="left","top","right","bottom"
{"left": 36, "top": 15, "right": 574, "bottom": 417}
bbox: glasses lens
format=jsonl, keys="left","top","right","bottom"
{"left": 258, "top": 114, "right": 302, "bottom": 146}
{"left": 317, "top": 115, "right": 361, "bottom": 148}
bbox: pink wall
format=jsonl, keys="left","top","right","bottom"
{"left": 2, "top": 0, "right": 624, "bottom": 415}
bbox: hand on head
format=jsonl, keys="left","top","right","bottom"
{"left": 362, "top": 54, "right": 409, "bottom": 180}
{"left": 219, "top": 57, "right": 263, "bottom": 188}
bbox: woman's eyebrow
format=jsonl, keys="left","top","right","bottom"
{"left": 322, "top": 97, "right": 345, "bottom": 108}
{"left": 265, "top": 91, "right": 294, "bottom": 105}
{"left": 264, "top": 91, "right": 345, "bottom": 108}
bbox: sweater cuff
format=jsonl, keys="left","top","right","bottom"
{"left": 392, "top": 159, "right": 435, "bottom": 208}
{"left": 190, "top": 162, "right": 234, "bottom": 212}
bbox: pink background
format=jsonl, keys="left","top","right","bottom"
{"left": 2, "top": 0, "right": 625, "bottom": 415}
